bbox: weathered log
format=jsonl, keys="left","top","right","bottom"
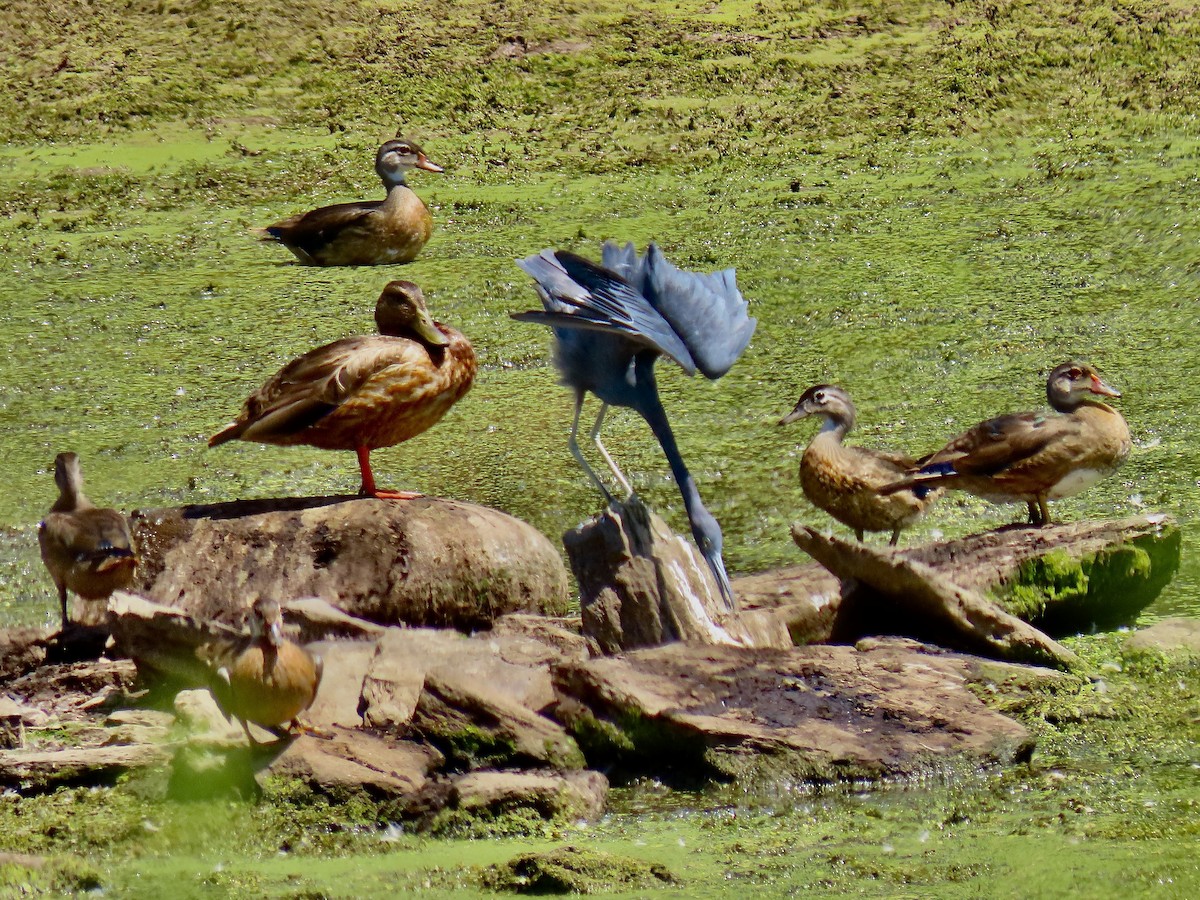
{"left": 904, "top": 515, "right": 1180, "bottom": 633}
{"left": 792, "top": 526, "right": 1080, "bottom": 669}
{"left": 741, "top": 515, "right": 1179, "bottom": 646}
{"left": 562, "top": 498, "right": 792, "bottom": 654}
{"left": 127, "top": 495, "right": 570, "bottom": 632}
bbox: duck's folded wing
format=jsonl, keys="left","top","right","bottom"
{"left": 220, "top": 339, "right": 413, "bottom": 444}
{"left": 923, "top": 411, "right": 1067, "bottom": 477}
{"left": 642, "top": 243, "right": 755, "bottom": 379}
{"left": 267, "top": 200, "right": 383, "bottom": 248}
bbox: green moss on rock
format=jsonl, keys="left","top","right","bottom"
{"left": 994, "top": 528, "right": 1181, "bottom": 635}
{"left": 481, "top": 845, "right": 679, "bottom": 894}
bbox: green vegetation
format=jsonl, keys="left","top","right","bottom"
{"left": 1, "top": 0, "right": 1198, "bottom": 896}
{"left": 996, "top": 525, "right": 1182, "bottom": 630}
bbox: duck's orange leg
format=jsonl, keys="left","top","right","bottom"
{"left": 355, "top": 446, "right": 422, "bottom": 501}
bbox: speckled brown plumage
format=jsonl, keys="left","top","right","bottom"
{"left": 38, "top": 452, "right": 137, "bottom": 628}
{"left": 209, "top": 281, "right": 476, "bottom": 499}
{"left": 254, "top": 138, "right": 442, "bottom": 266}
{"left": 781, "top": 385, "right": 939, "bottom": 545}
{"left": 209, "top": 598, "right": 322, "bottom": 743}
{"left": 881, "top": 362, "right": 1131, "bottom": 525}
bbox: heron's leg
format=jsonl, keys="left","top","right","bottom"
{"left": 567, "top": 393, "right": 614, "bottom": 503}
{"left": 590, "top": 403, "right": 634, "bottom": 498}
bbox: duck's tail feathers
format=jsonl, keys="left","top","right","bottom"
{"left": 879, "top": 462, "right": 958, "bottom": 497}
{"left": 208, "top": 422, "right": 244, "bottom": 448}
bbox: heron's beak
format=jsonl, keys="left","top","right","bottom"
{"left": 703, "top": 549, "right": 736, "bottom": 611}
{"left": 1089, "top": 373, "right": 1121, "bottom": 398}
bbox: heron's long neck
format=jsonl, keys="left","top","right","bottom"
{"left": 633, "top": 358, "right": 707, "bottom": 525}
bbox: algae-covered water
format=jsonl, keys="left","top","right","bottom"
{"left": 2, "top": 0, "right": 1198, "bottom": 895}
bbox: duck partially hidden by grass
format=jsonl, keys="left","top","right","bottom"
{"left": 880, "top": 362, "right": 1131, "bottom": 526}
{"left": 208, "top": 597, "right": 323, "bottom": 744}
{"left": 780, "top": 385, "right": 939, "bottom": 546}
{"left": 253, "top": 138, "right": 443, "bottom": 266}
{"left": 209, "top": 280, "right": 476, "bottom": 500}
{"left": 38, "top": 452, "right": 138, "bottom": 629}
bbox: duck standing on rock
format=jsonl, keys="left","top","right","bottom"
{"left": 513, "top": 241, "right": 756, "bottom": 607}
{"left": 253, "top": 138, "right": 443, "bottom": 266}
{"left": 207, "top": 597, "right": 323, "bottom": 744}
{"left": 38, "top": 452, "right": 138, "bottom": 629}
{"left": 209, "top": 280, "right": 476, "bottom": 500}
{"left": 779, "top": 385, "right": 940, "bottom": 545}
{"left": 880, "top": 362, "right": 1131, "bottom": 526}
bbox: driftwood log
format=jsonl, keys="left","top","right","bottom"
{"left": 563, "top": 498, "right": 792, "bottom": 654}
{"left": 792, "top": 526, "right": 1080, "bottom": 669}
{"left": 731, "top": 516, "right": 1180, "bottom": 653}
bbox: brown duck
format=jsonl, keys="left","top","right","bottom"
{"left": 881, "top": 362, "right": 1131, "bottom": 525}
{"left": 209, "top": 597, "right": 323, "bottom": 743}
{"left": 38, "top": 452, "right": 137, "bottom": 628}
{"left": 253, "top": 138, "right": 443, "bottom": 266}
{"left": 780, "top": 385, "right": 940, "bottom": 545}
{"left": 209, "top": 280, "right": 476, "bottom": 499}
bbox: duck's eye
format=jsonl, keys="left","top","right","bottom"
{"left": 1068, "top": 367, "right": 1083, "bottom": 379}
{"left": 814, "top": 391, "right": 826, "bottom": 404}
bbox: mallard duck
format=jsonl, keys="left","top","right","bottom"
{"left": 38, "top": 452, "right": 137, "bottom": 629}
{"left": 209, "top": 597, "right": 323, "bottom": 744}
{"left": 253, "top": 138, "right": 443, "bottom": 266}
{"left": 779, "top": 385, "right": 940, "bottom": 545}
{"left": 209, "top": 280, "right": 476, "bottom": 499}
{"left": 881, "top": 362, "right": 1131, "bottom": 525}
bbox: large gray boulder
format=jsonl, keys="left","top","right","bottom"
{"left": 129, "top": 496, "right": 570, "bottom": 631}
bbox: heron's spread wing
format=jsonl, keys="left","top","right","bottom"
{"left": 516, "top": 250, "right": 697, "bottom": 374}
{"left": 643, "top": 243, "right": 756, "bottom": 379}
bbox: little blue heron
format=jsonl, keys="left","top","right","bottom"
{"left": 513, "top": 241, "right": 756, "bottom": 607}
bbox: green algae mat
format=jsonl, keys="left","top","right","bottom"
{"left": 1, "top": 0, "right": 1198, "bottom": 896}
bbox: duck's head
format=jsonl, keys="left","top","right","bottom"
{"left": 249, "top": 597, "right": 285, "bottom": 647}
{"left": 376, "top": 138, "right": 443, "bottom": 188}
{"left": 53, "top": 452, "right": 84, "bottom": 495}
{"left": 779, "top": 384, "right": 857, "bottom": 433}
{"left": 1047, "top": 362, "right": 1121, "bottom": 412}
{"left": 376, "top": 280, "right": 449, "bottom": 347}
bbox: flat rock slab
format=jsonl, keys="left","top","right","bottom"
{"left": 743, "top": 515, "right": 1180, "bottom": 644}
{"left": 553, "top": 640, "right": 1035, "bottom": 786}
{"left": 268, "top": 728, "right": 443, "bottom": 800}
{"left": 361, "top": 627, "right": 585, "bottom": 770}
{"left": 0, "top": 744, "right": 174, "bottom": 789}
{"left": 130, "top": 496, "right": 570, "bottom": 631}
{"left": 1124, "top": 618, "right": 1200, "bottom": 655}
